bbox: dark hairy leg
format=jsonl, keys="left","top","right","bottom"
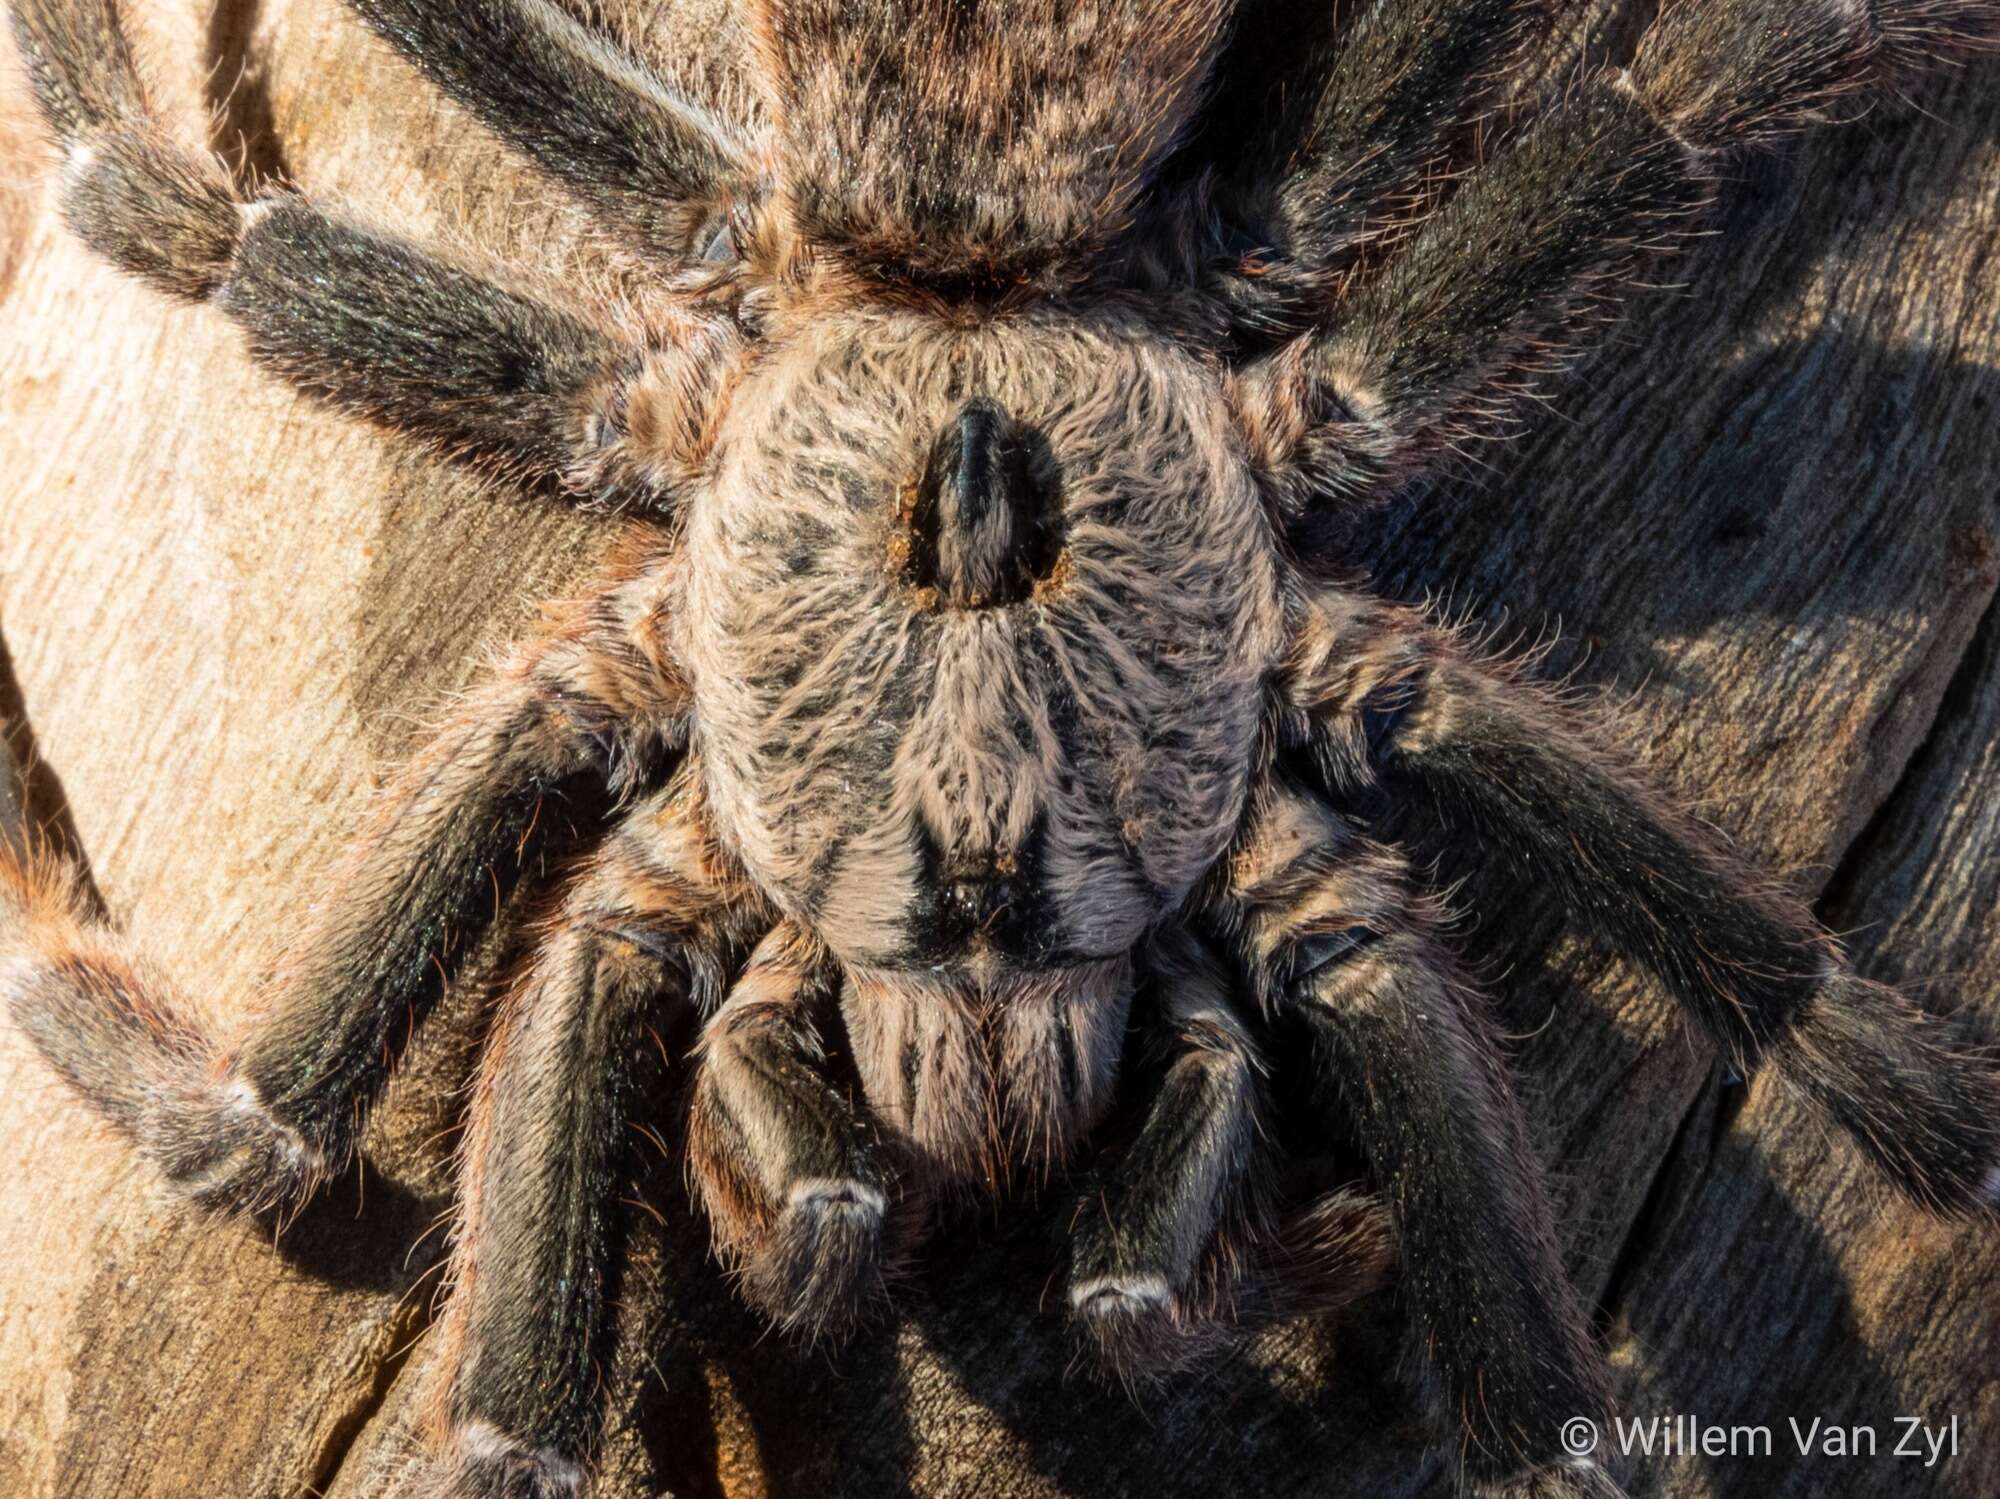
{"left": 1264, "top": 0, "right": 1529, "bottom": 273}
{"left": 687, "top": 922, "right": 904, "bottom": 1344}
{"left": 1, "top": 548, "right": 688, "bottom": 1215}
{"left": 1237, "top": 0, "right": 2000, "bottom": 506}
{"left": 1176, "top": 0, "right": 1530, "bottom": 343}
{"left": 346, "top": 0, "right": 751, "bottom": 262}
{"left": 1284, "top": 588, "right": 2000, "bottom": 1213}
{"left": 8, "top": 0, "right": 730, "bottom": 507}
{"left": 1205, "top": 777, "right": 1614, "bottom": 1498}
{"left": 399, "top": 789, "right": 753, "bottom": 1499}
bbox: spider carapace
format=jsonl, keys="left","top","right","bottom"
{"left": 682, "top": 305, "right": 1285, "bottom": 1191}
{"left": 5, "top": 2, "right": 1998, "bottom": 1497}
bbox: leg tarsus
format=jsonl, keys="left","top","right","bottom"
{"left": 1068, "top": 1272, "right": 1180, "bottom": 1382}
{"left": 384, "top": 1424, "right": 584, "bottom": 1499}
{"left": 0, "top": 844, "right": 322, "bottom": 1218}
{"left": 5, "top": 977, "right": 327, "bottom": 1221}
{"left": 59, "top": 124, "right": 239, "bottom": 301}
{"left": 1766, "top": 973, "right": 2000, "bottom": 1214}
{"left": 739, "top": 1177, "right": 891, "bottom": 1345}
{"left": 138, "top": 1071, "right": 329, "bottom": 1217}
{"left": 1476, "top": 1457, "right": 1628, "bottom": 1499}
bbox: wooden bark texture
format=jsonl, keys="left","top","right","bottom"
{"left": 0, "top": 4, "right": 1995, "bottom": 1498}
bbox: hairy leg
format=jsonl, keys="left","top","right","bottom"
{"left": 1284, "top": 587, "right": 2000, "bottom": 1212}
{"left": 1235, "top": 0, "right": 2000, "bottom": 508}
{"left": 1263, "top": 0, "right": 1528, "bottom": 273}
{"left": 1066, "top": 924, "right": 1271, "bottom": 1376}
{"left": 1166, "top": 0, "right": 1533, "bottom": 344}
{"left": 9, "top": 0, "right": 739, "bottom": 506}
{"left": 1204, "top": 778, "right": 1616, "bottom": 1498}
{"left": 398, "top": 790, "right": 753, "bottom": 1499}
{"left": 2, "top": 547, "right": 687, "bottom": 1214}
{"left": 347, "top": 0, "right": 751, "bottom": 261}
{"left": 687, "top": 923, "right": 903, "bottom": 1344}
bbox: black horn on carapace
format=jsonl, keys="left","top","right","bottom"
{"left": 908, "top": 397, "right": 1056, "bottom": 609}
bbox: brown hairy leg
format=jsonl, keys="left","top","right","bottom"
{"left": 9, "top": 0, "right": 745, "bottom": 507}
{"left": 2, "top": 545, "right": 689, "bottom": 1217}
{"left": 1283, "top": 586, "right": 2000, "bottom": 1213}
{"left": 402, "top": 778, "right": 762, "bottom": 1499}
{"left": 1201, "top": 775, "right": 1613, "bottom": 1499}
{"left": 1258, "top": 0, "right": 1530, "bottom": 274}
{"left": 1234, "top": 0, "right": 2000, "bottom": 513}
{"left": 344, "top": 0, "right": 752, "bottom": 263}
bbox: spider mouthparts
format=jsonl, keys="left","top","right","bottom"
{"left": 944, "top": 870, "right": 1021, "bottom": 923}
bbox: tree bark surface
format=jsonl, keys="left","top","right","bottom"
{"left": 0, "top": 4, "right": 1995, "bottom": 1498}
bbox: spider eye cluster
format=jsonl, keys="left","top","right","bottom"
{"left": 899, "top": 397, "right": 1061, "bottom": 610}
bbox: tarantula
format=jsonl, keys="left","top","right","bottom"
{"left": 5, "top": 0, "right": 1999, "bottom": 1495}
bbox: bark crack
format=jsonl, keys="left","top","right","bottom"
{"left": 205, "top": 0, "right": 288, "bottom": 190}
{"left": 305, "top": 1296, "right": 432, "bottom": 1499}
{"left": 1589, "top": 1073, "right": 1716, "bottom": 1334}
{"left": 1818, "top": 579, "right": 2000, "bottom": 930}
